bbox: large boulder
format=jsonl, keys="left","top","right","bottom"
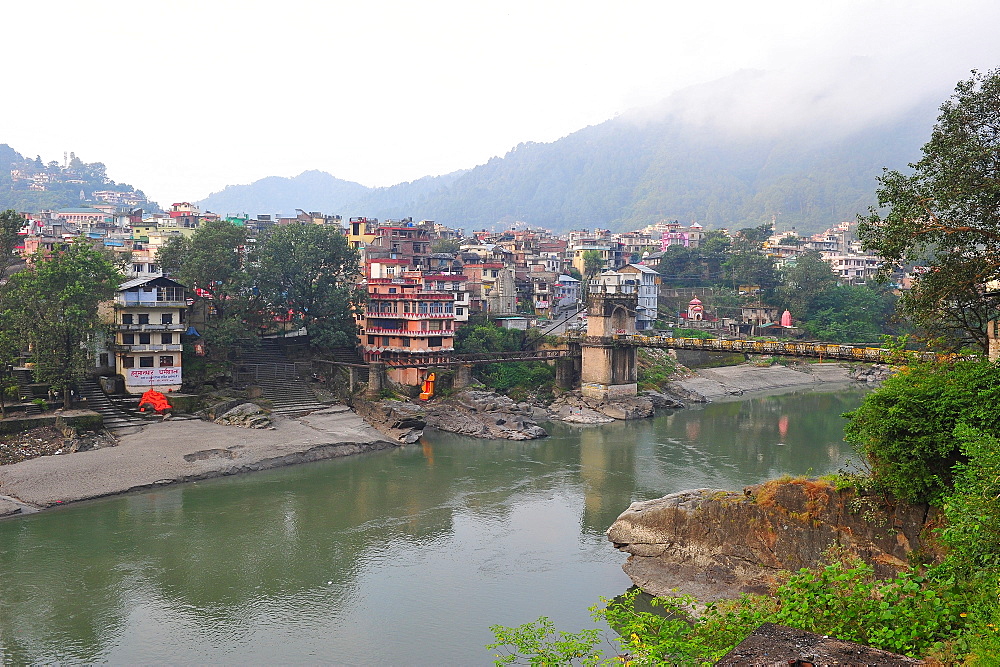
{"left": 607, "top": 479, "right": 937, "bottom": 602}
{"left": 215, "top": 403, "right": 272, "bottom": 429}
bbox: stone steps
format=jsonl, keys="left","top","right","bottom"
{"left": 236, "top": 340, "right": 328, "bottom": 416}
{"left": 79, "top": 381, "right": 148, "bottom": 430}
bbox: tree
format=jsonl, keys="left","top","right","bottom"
{"left": 0, "top": 209, "right": 24, "bottom": 282}
{"left": 858, "top": 69, "right": 1000, "bottom": 349}
{"left": 844, "top": 359, "right": 1000, "bottom": 504}
{"left": 801, "top": 284, "right": 897, "bottom": 343}
{"left": 430, "top": 238, "right": 461, "bottom": 255}
{"left": 725, "top": 223, "right": 778, "bottom": 291}
{"left": 157, "top": 220, "right": 258, "bottom": 351}
{"left": 1, "top": 240, "right": 122, "bottom": 406}
{"left": 255, "top": 224, "right": 363, "bottom": 348}
{"left": 582, "top": 249, "right": 604, "bottom": 278}
{"left": 777, "top": 250, "right": 838, "bottom": 319}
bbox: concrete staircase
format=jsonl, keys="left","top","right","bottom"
{"left": 79, "top": 380, "right": 147, "bottom": 431}
{"left": 326, "top": 347, "right": 369, "bottom": 382}
{"left": 236, "top": 339, "right": 328, "bottom": 415}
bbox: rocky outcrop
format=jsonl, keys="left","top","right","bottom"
{"left": 548, "top": 392, "right": 656, "bottom": 423}
{"left": 423, "top": 390, "right": 548, "bottom": 440}
{"left": 351, "top": 399, "right": 426, "bottom": 444}
{"left": 606, "top": 480, "right": 937, "bottom": 602}
{"left": 214, "top": 403, "right": 273, "bottom": 429}
{"left": 850, "top": 363, "right": 895, "bottom": 385}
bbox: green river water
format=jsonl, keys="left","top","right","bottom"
{"left": 0, "top": 386, "right": 868, "bottom": 665}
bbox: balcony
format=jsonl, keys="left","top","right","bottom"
{"left": 365, "top": 327, "right": 453, "bottom": 336}
{"left": 117, "top": 323, "right": 187, "bottom": 332}
{"left": 115, "top": 296, "right": 187, "bottom": 308}
{"left": 398, "top": 312, "right": 455, "bottom": 320}
{"left": 368, "top": 292, "right": 454, "bottom": 300}
{"left": 115, "top": 343, "right": 184, "bottom": 353}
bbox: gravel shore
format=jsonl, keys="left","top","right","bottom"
{"left": 0, "top": 405, "right": 397, "bottom": 517}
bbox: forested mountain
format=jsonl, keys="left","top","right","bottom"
{"left": 199, "top": 86, "right": 936, "bottom": 235}
{"left": 198, "top": 170, "right": 372, "bottom": 217}
{"left": 0, "top": 144, "right": 155, "bottom": 212}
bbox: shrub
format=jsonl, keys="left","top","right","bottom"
{"left": 843, "top": 359, "right": 1000, "bottom": 504}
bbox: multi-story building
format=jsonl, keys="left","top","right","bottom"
{"left": 113, "top": 276, "right": 187, "bottom": 394}
{"left": 617, "top": 263, "right": 660, "bottom": 330}
{"left": 823, "top": 253, "right": 881, "bottom": 284}
{"left": 361, "top": 275, "right": 456, "bottom": 385}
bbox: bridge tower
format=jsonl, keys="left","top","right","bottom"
{"left": 580, "top": 287, "right": 638, "bottom": 400}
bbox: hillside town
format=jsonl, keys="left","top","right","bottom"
{"left": 0, "top": 198, "right": 908, "bottom": 393}
{"left": 0, "top": 198, "right": 906, "bottom": 395}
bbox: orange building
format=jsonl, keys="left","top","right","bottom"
{"left": 361, "top": 276, "right": 456, "bottom": 385}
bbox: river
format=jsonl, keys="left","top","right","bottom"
{"left": 0, "top": 386, "right": 868, "bottom": 665}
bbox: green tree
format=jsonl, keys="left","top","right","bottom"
{"left": 844, "top": 359, "right": 1000, "bottom": 504}
{"left": 801, "top": 284, "right": 896, "bottom": 343}
{"left": 725, "top": 223, "right": 778, "bottom": 292}
{"left": 157, "top": 220, "right": 258, "bottom": 352}
{"left": 0, "top": 209, "right": 24, "bottom": 281}
{"left": 1, "top": 240, "right": 122, "bottom": 406}
{"left": 777, "top": 250, "right": 838, "bottom": 319}
{"left": 255, "top": 224, "right": 363, "bottom": 348}
{"left": 858, "top": 69, "right": 1000, "bottom": 349}
{"left": 430, "top": 238, "right": 461, "bottom": 254}
{"left": 582, "top": 249, "right": 604, "bottom": 278}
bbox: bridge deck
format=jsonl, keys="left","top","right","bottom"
{"left": 321, "top": 336, "right": 954, "bottom": 370}
{"left": 592, "top": 334, "right": 953, "bottom": 363}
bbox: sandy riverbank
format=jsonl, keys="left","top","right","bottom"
{"left": 670, "top": 362, "right": 857, "bottom": 401}
{"left": 0, "top": 405, "right": 397, "bottom": 518}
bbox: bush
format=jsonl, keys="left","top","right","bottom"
{"left": 843, "top": 359, "right": 1000, "bottom": 504}
{"left": 488, "top": 555, "right": 969, "bottom": 663}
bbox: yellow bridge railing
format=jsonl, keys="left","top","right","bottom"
{"left": 566, "top": 333, "right": 961, "bottom": 363}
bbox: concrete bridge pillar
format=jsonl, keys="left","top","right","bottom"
{"left": 453, "top": 364, "right": 474, "bottom": 389}
{"left": 366, "top": 362, "right": 386, "bottom": 398}
{"left": 555, "top": 356, "right": 577, "bottom": 389}
{"left": 580, "top": 289, "right": 638, "bottom": 400}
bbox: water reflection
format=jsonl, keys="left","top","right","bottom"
{"left": 0, "top": 386, "right": 867, "bottom": 664}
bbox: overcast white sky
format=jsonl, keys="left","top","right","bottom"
{"left": 3, "top": 0, "right": 999, "bottom": 205}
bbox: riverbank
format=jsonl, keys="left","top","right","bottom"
{"left": 0, "top": 363, "right": 870, "bottom": 518}
{"left": 667, "top": 361, "right": 857, "bottom": 401}
{"left": 0, "top": 405, "right": 396, "bottom": 517}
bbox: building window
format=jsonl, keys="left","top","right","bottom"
{"left": 161, "top": 333, "right": 173, "bottom": 344}
{"left": 402, "top": 338, "right": 410, "bottom": 347}
{"left": 99, "top": 353, "right": 109, "bottom": 367}
{"left": 456, "top": 308, "right": 464, "bottom": 315}
{"left": 138, "top": 313, "right": 149, "bottom": 325}
{"left": 428, "top": 336, "right": 442, "bottom": 348}
{"left": 122, "top": 333, "right": 135, "bottom": 344}
{"left": 179, "top": 309, "right": 185, "bottom": 323}
{"left": 382, "top": 336, "right": 390, "bottom": 346}
{"left": 122, "top": 314, "right": 133, "bottom": 325}
{"left": 368, "top": 336, "right": 376, "bottom": 344}
{"left": 161, "top": 313, "right": 173, "bottom": 324}
{"left": 159, "top": 356, "right": 174, "bottom": 367}
{"left": 139, "top": 356, "right": 154, "bottom": 368}
{"left": 139, "top": 333, "right": 151, "bottom": 344}
{"left": 122, "top": 356, "right": 135, "bottom": 368}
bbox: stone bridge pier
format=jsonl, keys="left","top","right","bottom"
{"left": 580, "top": 289, "right": 638, "bottom": 400}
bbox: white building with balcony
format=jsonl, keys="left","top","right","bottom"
{"left": 114, "top": 276, "right": 187, "bottom": 394}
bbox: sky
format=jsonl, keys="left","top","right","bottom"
{"left": 3, "top": 0, "right": 999, "bottom": 206}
